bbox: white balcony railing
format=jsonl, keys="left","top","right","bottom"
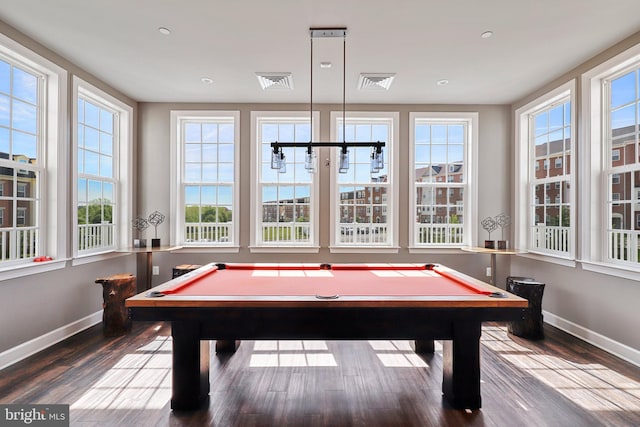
{"left": 338, "top": 223, "right": 388, "bottom": 245}
{"left": 532, "top": 225, "right": 570, "bottom": 254}
{"left": 185, "top": 223, "right": 233, "bottom": 244}
{"left": 260, "top": 222, "right": 310, "bottom": 244}
{"left": 609, "top": 229, "right": 640, "bottom": 264}
{"left": 415, "top": 223, "right": 464, "bottom": 245}
{"left": 0, "top": 227, "right": 38, "bottom": 261}
{"left": 78, "top": 223, "right": 114, "bottom": 252}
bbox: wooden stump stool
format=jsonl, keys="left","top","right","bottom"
{"left": 172, "top": 264, "right": 202, "bottom": 279}
{"left": 506, "top": 277, "right": 545, "bottom": 340}
{"left": 96, "top": 273, "right": 136, "bottom": 336}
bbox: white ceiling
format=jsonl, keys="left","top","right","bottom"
{"left": 1, "top": 0, "right": 639, "bottom": 104}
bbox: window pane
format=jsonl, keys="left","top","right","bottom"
{"left": 0, "top": 95, "right": 9, "bottom": 127}
{"left": 84, "top": 101, "right": 100, "bottom": 128}
{"left": 611, "top": 71, "right": 636, "bottom": 108}
{"left": 100, "top": 109, "right": 113, "bottom": 133}
{"left": 185, "top": 123, "right": 201, "bottom": 142}
{"left": 100, "top": 154, "right": 112, "bottom": 178}
{"left": 202, "top": 123, "right": 217, "bottom": 142}
{"left": 85, "top": 127, "right": 99, "bottom": 151}
{"left": 12, "top": 67, "right": 37, "bottom": 104}
{"left": 12, "top": 131, "right": 36, "bottom": 159}
{"left": 85, "top": 151, "right": 99, "bottom": 175}
{"left": 100, "top": 133, "right": 113, "bottom": 155}
{"left": 185, "top": 143, "right": 200, "bottom": 162}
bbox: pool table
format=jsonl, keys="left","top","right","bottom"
{"left": 126, "top": 262, "right": 527, "bottom": 411}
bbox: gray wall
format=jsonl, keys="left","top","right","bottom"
{"left": 510, "top": 31, "right": 640, "bottom": 355}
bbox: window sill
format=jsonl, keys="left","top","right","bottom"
{"left": 0, "top": 258, "right": 68, "bottom": 281}
{"left": 579, "top": 260, "right": 640, "bottom": 281}
{"left": 329, "top": 246, "right": 400, "bottom": 254}
{"left": 408, "top": 247, "right": 468, "bottom": 254}
{"left": 175, "top": 246, "right": 241, "bottom": 253}
{"left": 72, "top": 251, "right": 130, "bottom": 266}
{"left": 516, "top": 252, "right": 576, "bottom": 268}
{"left": 249, "top": 246, "right": 320, "bottom": 254}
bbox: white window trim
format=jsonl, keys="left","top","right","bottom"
{"left": 329, "top": 111, "right": 399, "bottom": 253}
{"left": 169, "top": 110, "right": 240, "bottom": 251}
{"left": 71, "top": 76, "right": 133, "bottom": 263}
{"left": 408, "top": 112, "right": 478, "bottom": 251}
{"left": 514, "top": 80, "right": 576, "bottom": 261}
{"left": 0, "top": 32, "right": 68, "bottom": 278}
{"left": 580, "top": 42, "right": 640, "bottom": 277}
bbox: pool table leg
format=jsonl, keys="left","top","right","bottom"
{"left": 441, "top": 321, "right": 482, "bottom": 409}
{"left": 171, "top": 321, "right": 210, "bottom": 411}
{"left": 414, "top": 339, "right": 435, "bottom": 353}
{"left": 215, "top": 340, "right": 241, "bottom": 353}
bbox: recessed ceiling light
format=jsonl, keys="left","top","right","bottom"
{"left": 158, "top": 27, "right": 171, "bottom": 36}
{"left": 201, "top": 77, "right": 213, "bottom": 84}
{"left": 437, "top": 79, "right": 449, "bottom": 86}
{"left": 320, "top": 62, "right": 332, "bottom": 69}
{"left": 481, "top": 30, "right": 493, "bottom": 39}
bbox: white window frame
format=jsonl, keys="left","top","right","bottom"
{"left": 0, "top": 32, "right": 67, "bottom": 278}
{"left": 515, "top": 80, "right": 576, "bottom": 263}
{"left": 249, "top": 111, "right": 319, "bottom": 253}
{"left": 582, "top": 42, "right": 640, "bottom": 279}
{"left": 72, "top": 77, "right": 133, "bottom": 262}
{"left": 409, "top": 112, "right": 478, "bottom": 250}
{"left": 170, "top": 110, "right": 240, "bottom": 251}
{"left": 329, "top": 111, "right": 399, "bottom": 253}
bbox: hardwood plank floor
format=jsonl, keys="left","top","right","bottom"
{"left": 1, "top": 322, "right": 639, "bottom": 426}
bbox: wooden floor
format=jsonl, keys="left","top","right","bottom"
{"left": 1, "top": 322, "right": 639, "bottom": 427}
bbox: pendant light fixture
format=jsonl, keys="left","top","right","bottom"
{"left": 270, "top": 27, "right": 385, "bottom": 174}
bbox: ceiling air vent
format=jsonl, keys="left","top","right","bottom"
{"left": 357, "top": 73, "right": 396, "bottom": 91}
{"left": 255, "top": 72, "right": 294, "bottom": 90}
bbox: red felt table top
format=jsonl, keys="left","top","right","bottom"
{"left": 159, "top": 263, "right": 493, "bottom": 297}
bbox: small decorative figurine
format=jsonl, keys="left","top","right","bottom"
{"left": 147, "top": 211, "right": 166, "bottom": 247}
{"left": 132, "top": 216, "right": 149, "bottom": 248}
{"left": 494, "top": 213, "right": 511, "bottom": 249}
{"left": 481, "top": 216, "right": 498, "bottom": 249}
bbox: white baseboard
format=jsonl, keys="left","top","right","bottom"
{"left": 543, "top": 310, "right": 640, "bottom": 367}
{"left": 0, "top": 311, "right": 102, "bottom": 371}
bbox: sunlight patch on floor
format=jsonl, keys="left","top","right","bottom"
{"left": 249, "top": 340, "right": 337, "bottom": 367}
{"left": 482, "top": 325, "right": 640, "bottom": 412}
{"left": 368, "top": 340, "right": 430, "bottom": 368}
{"left": 71, "top": 336, "right": 172, "bottom": 411}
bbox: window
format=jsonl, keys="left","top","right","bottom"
{"left": 331, "top": 112, "right": 398, "bottom": 250}
{"left": 410, "top": 112, "right": 477, "bottom": 248}
{"left": 73, "top": 78, "right": 132, "bottom": 258}
{"left": 604, "top": 66, "right": 640, "bottom": 264}
{"left": 612, "top": 149, "right": 620, "bottom": 162}
{"left": 0, "top": 34, "right": 66, "bottom": 269}
{"left": 76, "top": 95, "right": 116, "bottom": 254}
{"left": 582, "top": 44, "right": 640, "bottom": 274}
{"left": 515, "top": 81, "right": 575, "bottom": 258}
{"left": 555, "top": 157, "right": 563, "bottom": 168}
{"left": 171, "top": 111, "right": 239, "bottom": 248}
{"left": 250, "top": 112, "right": 318, "bottom": 250}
